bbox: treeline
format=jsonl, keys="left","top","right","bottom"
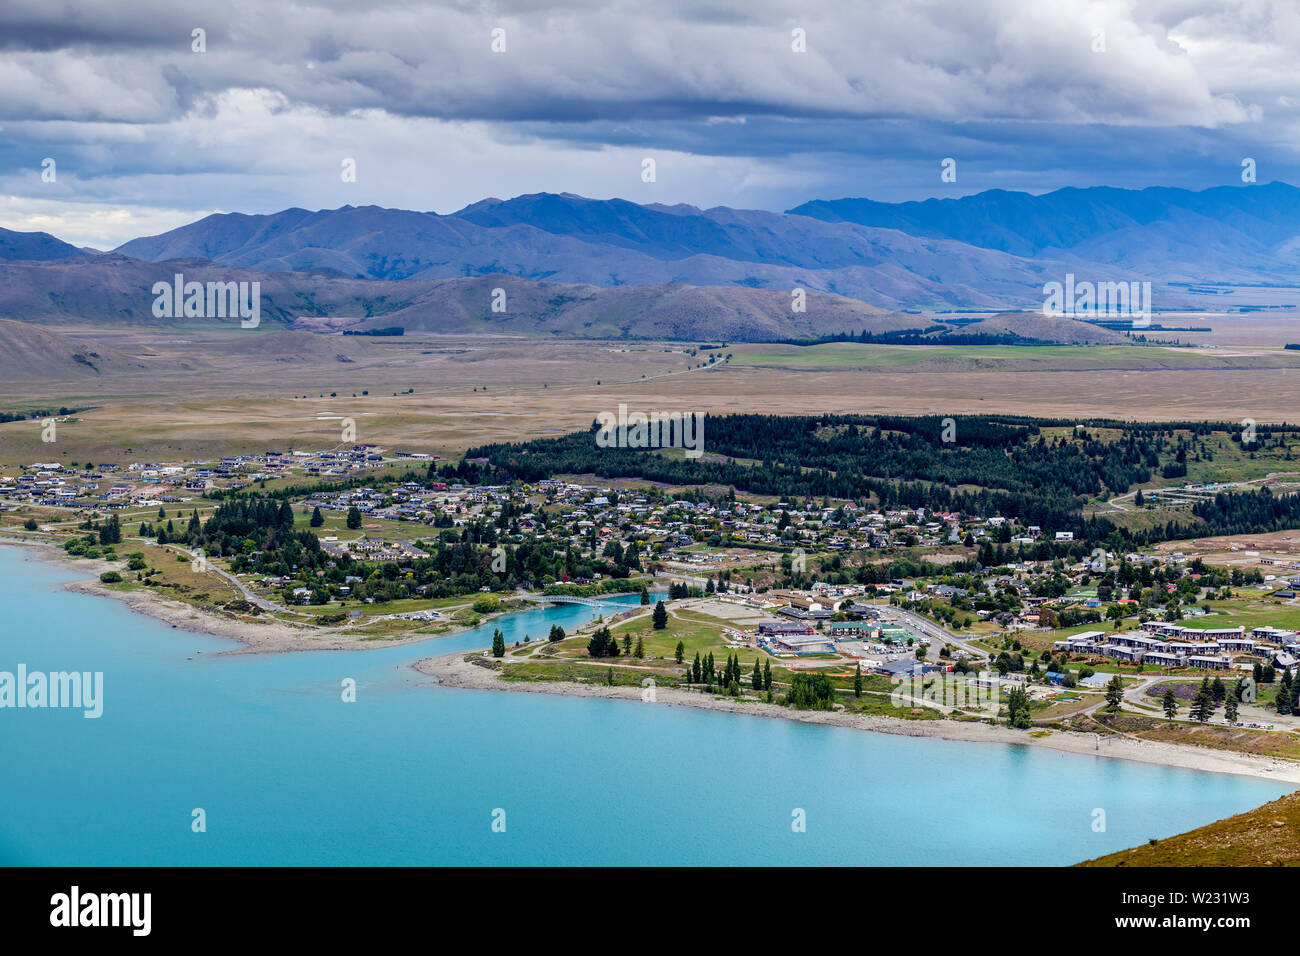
{"left": 468, "top": 413, "right": 1153, "bottom": 534}
{"left": 0, "top": 405, "right": 82, "bottom": 424}
{"left": 466, "top": 413, "right": 1300, "bottom": 551}
{"left": 1188, "top": 487, "right": 1300, "bottom": 537}
{"left": 471, "top": 412, "right": 1154, "bottom": 500}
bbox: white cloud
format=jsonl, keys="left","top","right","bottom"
{"left": 0, "top": 90, "right": 787, "bottom": 246}
{"left": 0, "top": 195, "right": 205, "bottom": 249}
{"left": 3, "top": 0, "right": 1300, "bottom": 244}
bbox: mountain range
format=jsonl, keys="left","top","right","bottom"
{"left": 789, "top": 182, "right": 1300, "bottom": 282}
{"left": 111, "top": 195, "right": 1059, "bottom": 309}
{"left": 2, "top": 182, "right": 1298, "bottom": 341}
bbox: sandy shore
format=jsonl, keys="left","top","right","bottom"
{"left": 416, "top": 652, "right": 1300, "bottom": 784}
{"left": 2, "top": 536, "right": 494, "bottom": 655}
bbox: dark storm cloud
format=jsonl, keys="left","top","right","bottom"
{"left": 1, "top": 0, "right": 1298, "bottom": 246}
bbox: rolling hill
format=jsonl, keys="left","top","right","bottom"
{"left": 0, "top": 317, "right": 144, "bottom": 381}
{"left": 956, "top": 312, "right": 1130, "bottom": 344}
{"left": 0, "top": 257, "right": 920, "bottom": 342}
{"left": 308, "top": 274, "right": 914, "bottom": 341}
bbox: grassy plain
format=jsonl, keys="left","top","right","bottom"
{"left": 11, "top": 325, "right": 1300, "bottom": 467}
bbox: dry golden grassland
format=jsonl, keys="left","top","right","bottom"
{"left": 9, "top": 326, "right": 1300, "bottom": 467}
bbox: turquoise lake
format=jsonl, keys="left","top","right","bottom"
{"left": 0, "top": 544, "right": 1289, "bottom": 866}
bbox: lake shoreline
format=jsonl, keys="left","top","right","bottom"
{"left": 10, "top": 535, "right": 1298, "bottom": 785}
{"left": 0, "top": 536, "right": 518, "bottom": 655}
{"left": 415, "top": 651, "right": 1300, "bottom": 785}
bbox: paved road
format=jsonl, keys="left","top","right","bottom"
{"left": 882, "top": 607, "right": 990, "bottom": 661}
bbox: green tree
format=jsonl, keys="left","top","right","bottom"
{"left": 639, "top": 584, "right": 650, "bottom": 605}
{"left": 1190, "top": 684, "right": 1213, "bottom": 723}
{"left": 345, "top": 505, "right": 362, "bottom": 530}
{"left": 491, "top": 628, "right": 505, "bottom": 658}
{"left": 1224, "top": 693, "right": 1238, "bottom": 723}
{"left": 763, "top": 660, "right": 772, "bottom": 691}
{"left": 1211, "top": 676, "right": 1226, "bottom": 703}
{"left": 751, "top": 661, "right": 763, "bottom": 690}
{"left": 634, "top": 636, "right": 644, "bottom": 658}
{"left": 1162, "top": 687, "right": 1177, "bottom": 722}
{"left": 1105, "top": 675, "right": 1123, "bottom": 712}
{"left": 1005, "top": 685, "right": 1032, "bottom": 729}
{"left": 309, "top": 506, "right": 324, "bottom": 527}
{"left": 674, "top": 640, "right": 684, "bottom": 663}
{"left": 587, "top": 626, "right": 613, "bottom": 658}
{"left": 853, "top": 662, "right": 863, "bottom": 699}
{"left": 652, "top": 600, "right": 668, "bottom": 630}
{"left": 788, "top": 673, "right": 835, "bottom": 710}
{"left": 98, "top": 514, "right": 121, "bottom": 545}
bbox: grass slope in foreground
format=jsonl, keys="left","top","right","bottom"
{"left": 1078, "top": 790, "right": 1300, "bottom": 866}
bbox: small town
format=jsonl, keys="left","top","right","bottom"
{"left": 11, "top": 433, "right": 1300, "bottom": 751}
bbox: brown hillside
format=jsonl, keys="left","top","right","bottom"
{"left": 0, "top": 317, "right": 145, "bottom": 380}
{"left": 1078, "top": 788, "right": 1300, "bottom": 867}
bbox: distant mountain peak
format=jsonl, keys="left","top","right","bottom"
{"left": 0, "top": 225, "right": 89, "bottom": 263}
